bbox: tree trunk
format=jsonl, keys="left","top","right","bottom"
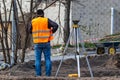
{"left": 12, "top": 0, "right": 20, "bottom": 64}
{"left": 63, "top": 0, "right": 71, "bottom": 44}
{"left": 3, "top": 0, "right": 11, "bottom": 64}
{"left": 17, "top": 0, "right": 26, "bottom": 63}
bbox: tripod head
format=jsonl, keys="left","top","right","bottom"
{"left": 73, "top": 20, "right": 79, "bottom": 24}
{"left": 72, "top": 20, "right": 79, "bottom": 28}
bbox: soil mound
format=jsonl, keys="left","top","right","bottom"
{"left": 1, "top": 54, "right": 120, "bottom": 80}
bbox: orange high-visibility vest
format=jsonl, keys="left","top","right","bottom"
{"left": 32, "top": 17, "right": 53, "bottom": 43}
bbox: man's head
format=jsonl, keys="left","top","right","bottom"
{"left": 37, "top": 9, "right": 44, "bottom": 17}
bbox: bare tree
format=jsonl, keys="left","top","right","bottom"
{"left": 63, "top": 0, "right": 71, "bottom": 44}
{"left": 20, "top": 0, "right": 34, "bottom": 63}
{"left": 0, "top": 0, "right": 12, "bottom": 64}
{"left": 0, "top": 10, "right": 7, "bottom": 63}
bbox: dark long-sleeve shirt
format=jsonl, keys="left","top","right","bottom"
{"left": 28, "top": 18, "right": 58, "bottom": 34}
{"left": 48, "top": 18, "right": 58, "bottom": 33}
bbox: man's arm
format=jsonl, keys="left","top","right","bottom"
{"left": 48, "top": 19, "right": 58, "bottom": 33}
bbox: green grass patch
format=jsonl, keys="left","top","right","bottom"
{"left": 79, "top": 42, "right": 96, "bottom": 48}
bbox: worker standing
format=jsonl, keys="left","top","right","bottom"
{"left": 29, "top": 9, "right": 58, "bottom": 76}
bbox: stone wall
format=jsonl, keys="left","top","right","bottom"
{"left": 72, "top": 0, "right": 120, "bottom": 42}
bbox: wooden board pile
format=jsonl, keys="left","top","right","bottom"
{"left": 99, "top": 33, "right": 120, "bottom": 42}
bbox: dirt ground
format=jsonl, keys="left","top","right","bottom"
{"left": 1, "top": 48, "right": 120, "bottom": 80}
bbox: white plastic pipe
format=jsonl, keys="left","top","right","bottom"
{"left": 111, "top": 7, "right": 114, "bottom": 35}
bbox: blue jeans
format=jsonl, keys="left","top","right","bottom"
{"left": 34, "top": 42, "right": 52, "bottom": 76}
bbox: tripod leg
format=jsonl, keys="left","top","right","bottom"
{"left": 74, "top": 27, "right": 81, "bottom": 77}
{"left": 55, "top": 55, "right": 65, "bottom": 77}
{"left": 76, "top": 55, "right": 80, "bottom": 77}
{"left": 55, "top": 28, "right": 74, "bottom": 77}
{"left": 78, "top": 28, "right": 94, "bottom": 79}
{"left": 73, "top": 27, "right": 80, "bottom": 55}
{"left": 85, "top": 55, "right": 94, "bottom": 79}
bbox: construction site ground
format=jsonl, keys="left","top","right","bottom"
{"left": 0, "top": 47, "right": 120, "bottom": 80}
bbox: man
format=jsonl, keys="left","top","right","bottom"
{"left": 29, "top": 9, "right": 58, "bottom": 76}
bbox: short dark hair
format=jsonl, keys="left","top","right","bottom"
{"left": 37, "top": 9, "right": 44, "bottom": 17}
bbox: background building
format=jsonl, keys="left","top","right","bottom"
{"left": 1, "top": 0, "right": 120, "bottom": 46}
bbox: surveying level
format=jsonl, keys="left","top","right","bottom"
{"left": 72, "top": 20, "right": 79, "bottom": 28}
{"left": 55, "top": 20, "right": 94, "bottom": 79}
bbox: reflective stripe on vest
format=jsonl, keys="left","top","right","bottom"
{"left": 32, "top": 30, "right": 51, "bottom": 33}
{"left": 33, "top": 31, "right": 53, "bottom": 39}
{"left": 32, "top": 17, "right": 53, "bottom": 43}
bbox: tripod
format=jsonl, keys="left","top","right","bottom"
{"left": 55, "top": 20, "right": 94, "bottom": 79}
